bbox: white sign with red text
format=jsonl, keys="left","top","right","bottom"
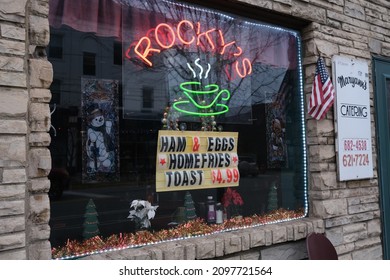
{"left": 332, "top": 55, "right": 373, "bottom": 181}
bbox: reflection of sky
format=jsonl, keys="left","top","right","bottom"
{"left": 122, "top": 0, "right": 297, "bottom": 122}
{"left": 251, "top": 64, "right": 287, "bottom": 105}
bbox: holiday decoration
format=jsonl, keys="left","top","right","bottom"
{"left": 267, "top": 183, "right": 278, "bottom": 212}
{"left": 82, "top": 199, "right": 100, "bottom": 240}
{"left": 127, "top": 200, "right": 159, "bottom": 230}
{"left": 52, "top": 208, "right": 305, "bottom": 260}
{"left": 221, "top": 187, "right": 244, "bottom": 218}
{"left": 184, "top": 191, "right": 197, "bottom": 221}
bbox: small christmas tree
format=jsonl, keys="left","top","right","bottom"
{"left": 83, "top": 199, "right": 100, "bottom": 240}
{"left": 267, "top": 183, "right": 278, "bottom": 212}
{"left": 184, "top": 191, "right": 197, "bottom": 221}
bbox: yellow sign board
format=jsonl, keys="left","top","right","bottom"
{"left": 156, "top": 130, "right": 240, "bottom": 192}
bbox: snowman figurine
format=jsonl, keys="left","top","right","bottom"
{"left": 86, "top": 108, "right": 114, "bottom": 173}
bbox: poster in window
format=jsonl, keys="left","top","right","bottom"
{"left": 81, "top": 78, "right": 120, "bottom": 183}
{"left": 266, "top": 83, "right": 289, "bottom": 169}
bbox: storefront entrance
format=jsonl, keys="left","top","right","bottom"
{"left": 373, "top": 56, "right": 390, "bottom": 260}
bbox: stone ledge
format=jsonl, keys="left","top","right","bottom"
{"left": 81, "top": 217, "right": 324, "bottom": 260}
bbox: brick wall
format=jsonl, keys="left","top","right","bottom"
{"left": 0, "top": 0, "right": 386, "bottom": 260}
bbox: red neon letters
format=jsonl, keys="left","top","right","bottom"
{"left": 126, "top": 19, "right": 252, "bottom": 79}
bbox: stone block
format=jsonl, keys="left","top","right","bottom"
{"left": 2, "top": 168, "right": 26, "bottom": 183}
{"left": 0, "top": 184, "right": 25, "bottom": 199}
{"left": 180, "top": 240, "right": 196, "bottom": 260}
{"left": 27, "top": 148, "right": 51, "bottom": 177}
{"left": 28, "top": 224, "right": 50, "bottom": 241}
{"left": 0, "top": 136, "right": 26, "bottom": 167}
{"left": 224, "top": 233, "right": 242, "bottom": 255}
{"left": 29, "top": 103, "right": 51, "bottom": 131}
{"left": 325, "top": 227, "right": 343, "bottom": 246}
{"left": 31, "top": 0, "right": 50, "bottom": 16}
{"left": 310, "top": 172, "right": 338, "bottom": 191}
{"left": 335, "top": 242, "right": 355, "bottom": 255}
{"left": 29, "top": 194, "right": 50, "bottom": 224}
{"left": 348, "top": 202, "right": 379, "bottom": 214}
{"left": 29, "top": 15, "right": 49, "bottom": 46}
{"left": 29, "top": 177, "right": 50, "bottom": 193}
{"left": 240, "top": 231, "right": 251, "bottom": 251}
{"left": 194, "top": 237, "right": 215, "bottom": 259}
{"left": 351, "top": 245, "right": 382, "bottom": 260}
{"left": 143, "top": 246, "right": 163, "bottom": 260}
{"left": 0, "top": 39, "right": 25, "bottom": 56}
{"left": 312, "top": 199, "right": 348, "bottom": 218}
{"left": 0, "top": 249, "right": 26, "bottom": 260}
{"left": 367, "top": 219, "right": 381, "bottom": 237}
{"left": 345, "top": 1, "right": 365, "bottom": 20}
{"left": 27, "top": 240, "right": 52, "bottom": 260}
{"left": 0, "top": 24, "right": 25, "bottom": 40}
{"left": 260, "top": 240, "right": 307, "bottom": 260}
{"left": 342, "top": 222, "right": 366, "bottom": 234}
{"left": 0, "top": 215, "right": 25, "bottom": 234}
{"left": 0, "top": 87, "right": 28, "bottom": 117}
{"left": 293, "top": 222, "right": 307, "bottom": 240}
{"left": 205, "top": 235, "right": 224, "bottom": 257}
{"left": 0, "top": 70, "right": 26, "bottom": 88}
{"left": 347, "top": 195, "right": 378, "bottom": 206}
{"left": 0, "top": 0, "right": 28, "bottom": 17}
{"left": 0, "top": 55, "right": 24, "bottom": 71}
{"left": 0, "top": 200, "right": 24, "bottom": 217}
{"left": 117, "top": 248, "right": 151, "bottom": 260}
{"left": 319, "top": 145, "right": 336, "bottom": 161}
{"left": 29, "top": 59, "right": 53, "bottom": 88}
{"left": 354, "top": 237, "right": 381, "bottom": 250}
{"left": 271, "top": 226, "right": 287, "bottom": 244}
{"left": 29, "top": 132, "right": 51, "bottom": 147}
{"left": 265, "top": 228, "right": 272, "bottom": 245}
{"left": 240, "top": 249, "right": 261, "bottom": 260}
{"left": 343, "top": 231, "right": 367, "bottom": 243}
{"left": 0, "top": 232, "right": 25, "bottom": 251}
{"left": 325, "top": 212, "right": 374, "bottom": 227}
{"left": 249, "top": 228, "right": 265, "bottom": 248}
{"left": 291, "top": 2, "right": 326, "bottom": 24}
{"left": 155, "top": 242, "right": 185, "bottom": 260}
{"left": 0, "top": 120, "right": 27, "bottom": 134}
{"left": 273, "top": 3, "right": 292, "bottom": 14}
{"left": 30, "top": 88, "right": 51, "bottom": 102}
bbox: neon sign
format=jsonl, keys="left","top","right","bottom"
{"left": 126, "top": 19, "right": 252, "bottom": 79}
{"left": 172, "top": 81, "right": 230, "bottom": 116}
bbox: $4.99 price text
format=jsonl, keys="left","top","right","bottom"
{"left": 211, "top": 168, "right": 239, "bottom": 184}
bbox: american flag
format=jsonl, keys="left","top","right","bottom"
{"left": 308, "top": 57, "right": 335, "bottom": 120}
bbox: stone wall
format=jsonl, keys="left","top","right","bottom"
{"left": 0, "top": 0, "right": 52, "bottom": 260}
{"left": 0, "top": 0, "right": 386, "bottom": 260}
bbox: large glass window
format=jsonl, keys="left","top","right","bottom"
{"left": 48, "top": 0, "right": 307, "bottom": 258}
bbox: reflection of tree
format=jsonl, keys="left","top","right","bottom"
{"left": 124, "top": 0, "right": 296, "bottom": 122}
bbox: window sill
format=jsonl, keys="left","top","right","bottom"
{"left": 81, "top": 217, "right": 324, "bottom": 260}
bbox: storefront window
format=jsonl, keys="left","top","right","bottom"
{"left": 48, "top": 0, "right": 307, "bottom": 258}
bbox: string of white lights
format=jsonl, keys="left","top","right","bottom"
{"left": 53, "top": 213, "right": 306, "bottom": 260}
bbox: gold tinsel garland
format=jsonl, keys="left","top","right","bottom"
{"left": 51, "top": 208, "right": 304, "bottom": 259}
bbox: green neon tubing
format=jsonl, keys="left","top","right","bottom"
{"left": 173, "top": 81, "right": 231, "bottom": 116}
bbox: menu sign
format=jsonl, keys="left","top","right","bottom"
{"left": 156, "top": 130, "right": 239, "bottom": 192}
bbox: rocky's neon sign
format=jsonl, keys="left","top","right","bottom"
{"left": 125, "top": 19, "right": 252, "bottom": 79}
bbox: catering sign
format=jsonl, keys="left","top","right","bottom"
{"left": 156, "top": 130, "right": 239, "bottom": 192}
{"left": 332, "top": 55, "right": 373, "bottom": 181}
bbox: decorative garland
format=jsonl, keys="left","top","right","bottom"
{"left": 52, "top": 208, "right": 304, "bottom": 259}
